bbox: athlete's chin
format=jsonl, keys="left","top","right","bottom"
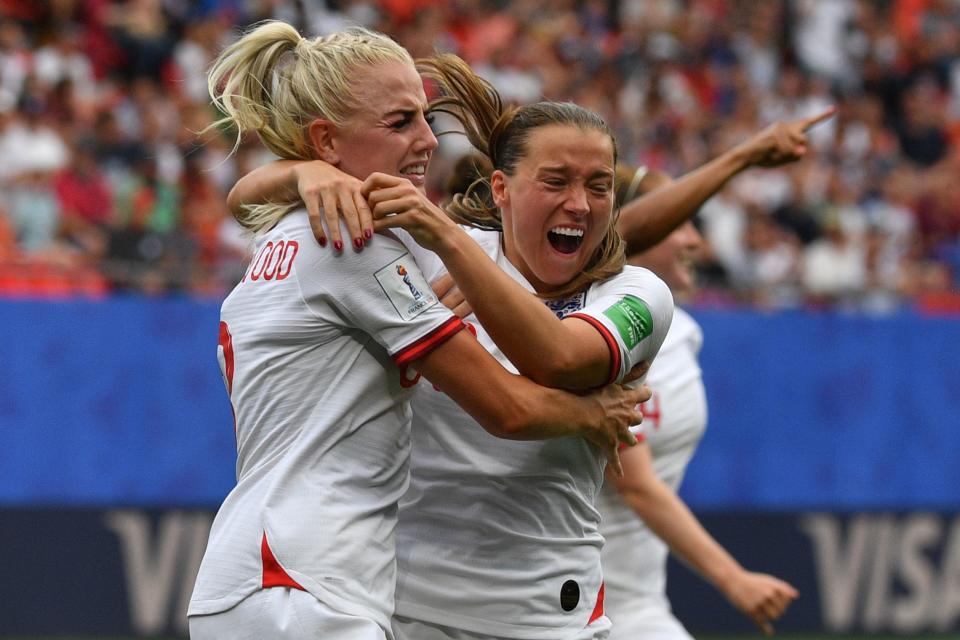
{"left": 536, "top": 262, "right": 584, "bottom": 292}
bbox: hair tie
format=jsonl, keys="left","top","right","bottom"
{"left": 624, "top": 165, "right": 649, "bottom": 203}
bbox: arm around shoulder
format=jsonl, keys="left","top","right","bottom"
{"left": 414, "top": 329, "right": 646, "bottom": 473}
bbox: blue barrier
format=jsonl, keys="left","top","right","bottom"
{"left": 3, "top": 299, "right": 959, "bottom": 509}
{"left": 684, "top": 308, "right": 960, "bottom": 510}
{"left": 1, "top": 298, "right": 236, "bottom": 507}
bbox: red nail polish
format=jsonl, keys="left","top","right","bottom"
{"left": 334, "top": 240, "right": 343, "bottom": 251}
{"left": 364, "top": 229, "right": 372, "bottom": 240}
{"left": 318, "top": 237, "right": 327, "bottom": 247}
{"left": 354, "top": 237, "right": 364, "bottom": 250}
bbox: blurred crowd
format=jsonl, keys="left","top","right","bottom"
{"left": 0, "top": 0, "right": 958, "bottom": 313}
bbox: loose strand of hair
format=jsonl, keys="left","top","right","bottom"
{"left": 418, "top": 54, "right": 503, "bottom": 159}
{"left": 418, "top": 54, "right": 509, "bottom": 230}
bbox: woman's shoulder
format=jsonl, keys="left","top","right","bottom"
{"left": 662, "top": 305, "right": 703, "bottom": 352}
{"left": 592, "top": 265, "right": 673, "bottom": 305}
{"left": 463, "top": 226, "right": 501, "bottom": 254}
{"left": 264, "top": 209, "right": 410, "bottom": 264}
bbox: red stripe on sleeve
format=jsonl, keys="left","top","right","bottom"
{"left": 393, "top": 317, "right": 465, "bottom": 367}
{"left": 588, "top": 581, "right": 605, "bottom": 624}
{"left": 261, "top": 533, "right": 305, "bottom": 590}
{"left": 567, "top": 313, "right": 620, "bottom": 385}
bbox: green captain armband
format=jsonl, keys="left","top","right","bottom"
{"left": 602, "top": 295, "right": 653, "bottom": 349}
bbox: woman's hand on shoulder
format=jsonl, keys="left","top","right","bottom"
{"left": 581, "top": 383, "right": 651, "bottom": 477}
{"left": 363, "top": 173, "right": 460, "bottom": 252}
{"left": 294, "top": 161, "right": 372, "bottom": 252}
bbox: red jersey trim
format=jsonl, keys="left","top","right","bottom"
{"left": 261, "top": 533, "right": 305, "bottom": 590}
{"left": 393, "top": 317, "right": 465, "bottom": 367}
{"left": 567, "top": 313, "right": 620, "bottom": 386}
{"left": 588, "top": 581, "right": 605, "bottom": 624}
{"left": 218, "top": 321, "right": 234, "bottom": 395}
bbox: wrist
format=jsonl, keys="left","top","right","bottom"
{"left": 434, "top": 224, "right": 474, "bottom": 263}
{"left": 725, "top": 143, "right": 754, "bottom": 175}
{"left": 714, "top": 562, "right": 745, "bottom": 596}
{"left": 288, "top": 160, "right": 312, "bottom": 194}
{"left": 571, "top": 389, "right": 603, "bottom": 438}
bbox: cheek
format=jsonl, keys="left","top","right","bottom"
{"left": 340, "top": 132, "right": 398, "bottom": 171}
{"left": 588, "top": 212, "right": 613, "bottom": 247}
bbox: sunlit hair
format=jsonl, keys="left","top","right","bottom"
{"left": 207, "top": 20, "right": 412, "bottom": 233}
{"left": 419, "top": 54, "right": 625, "bottom": 299}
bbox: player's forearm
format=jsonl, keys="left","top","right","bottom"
{"left": 618, "top": 147, "right": 750, "bottom": 254}
{"left": 419, "top": 333, "right": 592, "bottom": 440}
{"left": 433, "top": 230, "right": 609, "bottom": 389}
{"left": 227, "top": 160, "right": 304, "bottom": 216}
{"left": 620, "top": 475, "right": 744, "bottom": 592}
{"left": 496, "top": 383, "right": 600, "bottom": 440}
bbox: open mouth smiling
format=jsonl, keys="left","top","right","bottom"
{"left": 400, "top": 163, "right": 426, "bottom": 177}
{"left": 547, "top": 226, "right": 584, "bottom": 254}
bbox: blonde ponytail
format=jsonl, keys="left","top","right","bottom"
{"left": 207, "top": 21, "right": 413, "bottom": 233}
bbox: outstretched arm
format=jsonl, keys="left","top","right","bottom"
{"left": 618, "top": 108, "right": 835, "bottom": 254}
{"left": 608, "top": 444, "right": 799, "bottom": 635}
{"left": 228, "top": 159, "right": 372, "bottom": 251}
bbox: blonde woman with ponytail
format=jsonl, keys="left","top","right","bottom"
{"left": 189, "top": 23, "right": 648, "bottom": 640}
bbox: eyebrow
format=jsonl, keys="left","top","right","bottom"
{"left": 538, "top": 165, "right": 614, "bottom": 179}
{"left": 382, "top": 104, "right": 431, "bottom": 119}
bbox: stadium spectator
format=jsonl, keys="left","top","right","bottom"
{"left": 0, "top": 0, "right": 954, "bottom": 309}
{"left": 53, "top": 137, "right": 112, "bottom": 263}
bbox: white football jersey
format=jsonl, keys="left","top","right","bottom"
{"left": 188, "top": 211, "right": 463, "bottom": 633}
{"left": 597, "top": 307, "right": 707, "bottom": 634}
{"left": 392, "top": 228, "right": 674, "bottom": 639}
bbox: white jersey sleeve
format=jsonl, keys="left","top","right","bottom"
{"left": 571, "top": 266, "right": 674, "bottom": 384}
{"left": 295, "top": 228, "right": 461, "bottom": 366}
{"left": 390, "top": 228, "right": 448, "bottom": 284}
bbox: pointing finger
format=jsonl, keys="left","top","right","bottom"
{"left": 800, "top": 106, "right": 837, "bottom": 132}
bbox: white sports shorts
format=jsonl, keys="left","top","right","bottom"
{"left": 606, "top": 595, "right": 693, "bottom": 640}
{"left": 189, "top": 587, "right": 387, "bottom": 640}
{"left": 392, "top": 613, "right": 611, "bottom": 640}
